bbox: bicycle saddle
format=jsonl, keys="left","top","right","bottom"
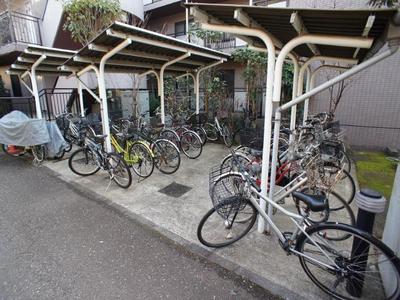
{"left": 292, "top": 192, "right": 328, "bottom": 212}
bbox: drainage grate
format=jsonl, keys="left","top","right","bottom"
{"left": 158, "top": 182, "right": 192, "bottom": 198}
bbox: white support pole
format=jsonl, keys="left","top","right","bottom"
{"left": 200, "top": 22, "right": 276, "bottom": 233}
{"left": 302, "top": 67, "right": 311, "bottom": 124}
{"left": 268, "top": 34, "right": 374, "bottom": 210}
{"left": 185, "top": 0, "right": 190, "bottom": 42}
{"left": 295, "top": 55, "right": 357, "bottom": 128}
{"left": 382, "top": 162, "right": 400, "bottom": 296}
{"left": 30, "top": 55, "right": 47, "bottom": 119}
{"left": 159, "top": 52, "right": 191, "bottom": 124}
{"left": 98, "top": 39, "right": 132, "bottom": 152}
{"left": 194, "top": 60, "right": 225, "bottom": 114}
{"left": 78, "top": 80, "right": 85, "bottom": 117}
{"left": 289, "top": 59, "right": 299, "bottom": 142}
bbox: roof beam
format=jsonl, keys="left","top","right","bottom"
{"left": 17, "top": 57, "right": 64, "bottom": 66}
{"left": 24, "top": 48, "right": 73, "bottom": 59}
{"left": 290, "top": 12, "right": 320, "bottom": 55}
{"left": 234, "top": 8, "right": 283, "bottom": 49}
{"left": 71, "top": 56, "right": 191, "bottom": 72}
{"left": 106, "top": 29, "right": 227, "bottom": 61}
{"left": 88, "top": 43, "right": 204, "bottom": 66}
{"left": 190, "top": 6, "right": 256, "bottom": 47}
{"left": 11, "top": 64, "right": 65, "bottom": 73}
{"left": 353, "top": 15, "right": 376, "bottom": 58}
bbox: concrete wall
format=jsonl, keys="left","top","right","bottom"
{"left": 288, "top": 0, "right": 400, "bottom": 149}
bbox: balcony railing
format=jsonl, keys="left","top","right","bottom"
{"left": 0, "top": 11, "right": 42, "bottom": 47}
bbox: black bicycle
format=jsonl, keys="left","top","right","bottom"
{"left": 68, "top": 133, "right": 132, "bottom": 189}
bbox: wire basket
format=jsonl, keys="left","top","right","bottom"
{"left": 208, "top": 164, "right": 248, "bottom": 217}
{"left": 238, "top": 128, "right": 263, "bottom": 150}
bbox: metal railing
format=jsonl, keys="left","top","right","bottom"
{"left": 39, "top": 88, "right": 80, "bottom": 120}
{"left": 0, "top": 96, "right": 36, "bottom": 118}
{"left": 0, "top": 11, "right": 42, "bottom": 47}
{"left": 205, "top": 38, "right": 236, "bottom": 50}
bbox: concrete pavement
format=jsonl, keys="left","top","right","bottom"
{"left": 0, "top": 152, "right": 280, "bottom": 300}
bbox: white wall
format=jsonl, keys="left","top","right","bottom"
{"left": 41, "top": 0, "right": 64, "bottom": 47}
{"left": 121, "top": 0, "right": 144, "bottom": 20}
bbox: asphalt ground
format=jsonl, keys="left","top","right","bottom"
{"left": 0, "top": 153, "right": 280, "bottom": 300}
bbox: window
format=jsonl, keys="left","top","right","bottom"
{"left": 174, "top": 21, "right": 186, "bottom": 37}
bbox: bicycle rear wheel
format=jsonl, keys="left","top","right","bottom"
{"left": 127, "top": 142, "right": 154, "bottom": 178}
{"left": 191, "top": 126, "right": 207, "bottom": 146}
{"left": 296, "top": 223, "right": 400, "bottom": 300}
{"left": 152, "top": 139, "right": 180, "bottom": 174}
{"left": 107, "top": 153, "right": 132, "bottom": 189}
{"left": 222, "top": 125, "right": 233, "bottom": 148}
{"left": 180, "top": 131, "right": 202, "bottom": 159}
{"left": 68, "top": 148, "right": 100, "bottom": 176}
{"left": 197, "top": 196, "right": 257, "bottom": 248}
{"left": 160, "top": 129, "right": 180, "bottom": 148}
{"left": 32, "top": 145, "right": 46, "bottom": 163}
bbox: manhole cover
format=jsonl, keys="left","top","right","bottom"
{"left": 158, "top": 182, "right": 192, "bottom": 198}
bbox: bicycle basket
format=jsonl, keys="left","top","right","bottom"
{"left": 208, "top": 164, "right": 248, "bottom": 216}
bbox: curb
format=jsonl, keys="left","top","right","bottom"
{"left": 44, "top": 165, "right": 307, "bottom": 300}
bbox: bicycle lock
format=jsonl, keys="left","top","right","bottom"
{"left": 346, "top": 188, "right": 386, "bottom": 297}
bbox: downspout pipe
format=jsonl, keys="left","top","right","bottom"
{"left": 30, "top": 55, "right": 47, "bottom": 119}
{"left": 201, "top": 22, "right": 276, "bottom": 233}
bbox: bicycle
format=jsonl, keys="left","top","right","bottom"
{"left": 198, "top": 152, "right": 400, "bottom": 299}
{"left": 204, "top": 115, "right": 233, "bottom": 148}
{"left": 113, "top": 117, "right": 181, "bottom": 175}
{"left": 68, "top": 132, "right": 132, "bottom": 189}
{"left": 110, "top": 125, "right": 155, "bottom": 179}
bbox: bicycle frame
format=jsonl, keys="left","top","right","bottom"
{"left": 111, "top": 134, "right": 154, "bottom": 165}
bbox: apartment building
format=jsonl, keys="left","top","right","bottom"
{"left": 0, "top": 0, "right": 398, "bottom": 148}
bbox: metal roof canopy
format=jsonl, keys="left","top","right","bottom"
{"left": 185, "top": 2, "right": 400, "bottom": 234}
{"left": 60, "top": 21, "right": 229, "bottom": 151}
{"left": 7, "top": 45, "right": 76, "bottom": 119}
{"left": 186, "top": 3, "right": 398, "bottom": 61}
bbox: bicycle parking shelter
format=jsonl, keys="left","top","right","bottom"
{"left": 7, "top": 45, "right": 77, "bottom": 119}
{"left": 58, "top": 22, "right": 229, "bottom": 152}
{"left": 184, "top": 3, "right": 400, "bottom": 233}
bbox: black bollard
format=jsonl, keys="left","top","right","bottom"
{"left": 346, "top": 188, "right": 386, "bottom": 297}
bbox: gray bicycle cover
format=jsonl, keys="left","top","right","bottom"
{"left": 45, "top": 121, "right": 68, "bottom": 158}
{"left": 0, "top": 111, "right": 50, "bottom": 146}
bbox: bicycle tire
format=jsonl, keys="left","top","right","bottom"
{"left": 296, "top": 223, "right": 400, "bottom": 300}
{"left": 160, "top": 129, "right": 180, "bottom": 148}
{"left": 323, "top": 165, "right": 356, "bottom": 207}
{"left": 192, "top": 126, "right": 207, "bottom": 146}
{"left": 68, "top": 148, "right": 100, "bottom": 176}
{"left": 197, "top": 196, "right": 257, "bottom": 248}
{"left": 32, "top": 145, "right": 46, "bottom": 162}
{"left": 127, "top": 142, "right": 154, "bottom": 178}
{"left": 107, "top": 152, "right": 132, "bottom": 189}
{"left": 180, "top": 130, "right": 202, "bottom": 159}
{"left": 152, "top": 139, "right": 181, "bottom": 174}
{"left": 203, "top": 123, "right": 219, "bottom": 141}
{"left": 222, "top": 125, "right": 233, "bottom": 148}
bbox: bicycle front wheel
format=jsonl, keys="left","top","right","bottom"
{"left": 192, "top": 126, "right": 207, "bottom": 146}
{"left": 180, "top": 131, "right": 203, "bottom": 159}
{"left": 296, "top": 223, "right": 400, "bottom": 300}
{"left": 197, "top": 196, "right": 257, "bottom": 248}
{"left": 68, "top": 148, "right": 100, "bottom": 176}
{"left": 222, "top": 125, "right": 233, "bottom": 148}
{"left": 107, "top": 153, "right": 132, "bottom": 189}
{"left": 127, "top": 142, "right": 154, "bottom": 178}
{"left": 152, "top": 139, "right": 180, "bottom": 174}
{"left": 32, "top": 145, "right": 46, "bottom": 162}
